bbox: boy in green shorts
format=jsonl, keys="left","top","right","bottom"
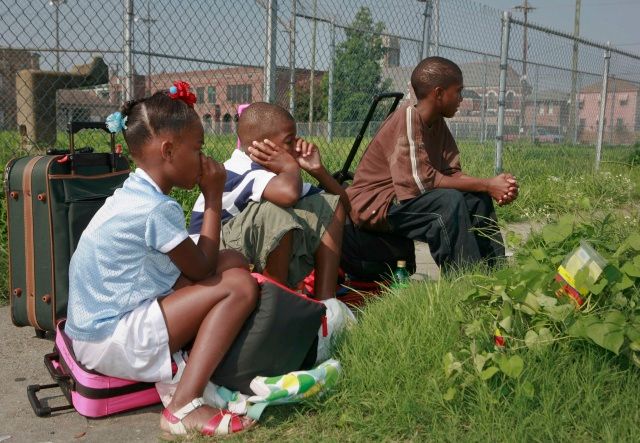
{"left": 189, "top": 102, "right": 349, "bottom": 300}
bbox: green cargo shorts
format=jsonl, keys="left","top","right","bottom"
{"left": 221, "top": 193, "right": 340, "bottom": 288}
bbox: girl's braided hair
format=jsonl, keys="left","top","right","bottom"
{"left": 119, "top": 91, "right": 199, "bottom": 155}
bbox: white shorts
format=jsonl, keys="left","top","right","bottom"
{"left": 72, "top": 299, "right": 172, "bottom": 383}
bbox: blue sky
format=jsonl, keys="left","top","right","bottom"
{"left": 479, "top": 0, "right": 640, "bottom": 55}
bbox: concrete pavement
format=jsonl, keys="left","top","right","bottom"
{"left": 0, "top": 313, "right": 162, "bottom": 443}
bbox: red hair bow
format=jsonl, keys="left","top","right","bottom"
{"left": 168, "top": 81, "right": 197, "bottom": 107}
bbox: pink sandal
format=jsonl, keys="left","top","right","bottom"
{"left": 161, "top": 397, "right": 255, "bottom": 436}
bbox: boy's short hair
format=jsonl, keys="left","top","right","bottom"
{"left": 237, "top": 102, "right": 295, "bottom": 148}
{"left": 411, "top": 57, "right": 463, "bottom": 100}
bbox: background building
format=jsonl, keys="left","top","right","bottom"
{"left": 578, "top": 78, "right": 640, "bottom": 144}
{"left": 0, "top": 48, "right": 39, "bottom": 129}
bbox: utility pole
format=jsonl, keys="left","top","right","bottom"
{"left": 418, "top": 0, "right": 432, "bottom": 61}
{"left": 49, "top": 0, "right": 67, "bottom": 71}
{"left": 134, "top": 0, "right": 156, "bottom": 95}
{"left": 568, "top": 0, "right": 581, "bottom": 143}
{"left": 513, "top": 0, "right": 535, "bottom": 135}
{"left": 124, "top": 0, "right": 134, "bottom": 101}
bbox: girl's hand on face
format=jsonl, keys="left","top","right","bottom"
{"left": 198, "top": 154, "right": 226, "bottom": 199}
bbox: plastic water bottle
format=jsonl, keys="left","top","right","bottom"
{"left": 391, "top": 260, "right": 410, "bottom": 289}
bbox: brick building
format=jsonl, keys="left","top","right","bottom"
{"left": 109, "top": 66, "right": 324, "bottom": 132}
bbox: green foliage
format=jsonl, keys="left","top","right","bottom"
{"left": 444, "top": 214, "right": 640, "bottom": 402}
{"left": 629, "top": 142, "right": 640, "bottom": 166}
{"left": 218, "top": 258, "right": 640, "bottom": 441}
{"left": 291, "top": 78, "right": 325, "bottom": 123}
{"left": 320, "top": 7, "right": 390, "bottom": 122}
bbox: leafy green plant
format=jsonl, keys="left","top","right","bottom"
{"left": 629, "top": 141, "right": 640, "bottom": 166}
{"left": 443, "top": 213, "right": 640, "bottom": 401}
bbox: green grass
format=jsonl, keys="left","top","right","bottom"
{"left": 459, "top": 141, "right": 640, "bottom": 222}
{"left": 206, "top": 276, "right": 640, "bottom": 441}
{"left": 212, "top": 213, "right": 640, "bottom": 442}
{"left": 1, "top": 132, "right": 639, "bottom": 303}
{"left": 2, "top": 129, "right": 640, "bottom": 440}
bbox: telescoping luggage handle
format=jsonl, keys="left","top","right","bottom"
{"left": 67, "top": 121, "right": 118, "bottom": 174}
{"left": 27, "top": 351, "right": 75, "bottom": 417}
{"left": 332, "top": 92, "right": 404, "bottom": 185}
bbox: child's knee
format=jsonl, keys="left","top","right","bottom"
{"left": 225, "top": 268, "right": 259, "bottom": 308}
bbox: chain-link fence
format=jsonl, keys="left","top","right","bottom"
{"left": 495, "top": 12, "right": 640, "bottom": 172}
{"left": 1, "top": 0, "right": 639, "bottom": 170}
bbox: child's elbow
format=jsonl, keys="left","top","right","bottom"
{"left": 267, "top": 187, "right": 300, "bottom": 207}
{"left": 279, "top": 190, "right": 300, "bottom": 207}
{"left": 263, "top": 181, "right": 302, "bottom": 207}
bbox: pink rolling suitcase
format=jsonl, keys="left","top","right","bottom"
{"left": 27, "top": 320, "right": 167, "bottom": 418}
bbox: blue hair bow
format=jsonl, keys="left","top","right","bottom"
{"left": 105, "top": 112, "right": 128, "bottom": 133}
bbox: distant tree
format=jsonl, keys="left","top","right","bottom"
{"left": 291, "top": 76, "right": 325, "bottom": 122}
{"left": 321, "top": 7, "right": 391, "bottom": 122}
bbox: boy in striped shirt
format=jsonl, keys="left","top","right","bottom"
{"left": 190, "top": 102, "right": 348, "bottom": 299}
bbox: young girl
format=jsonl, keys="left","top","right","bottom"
{"left": 65, "top": 82, "right": 258, "bottom": 437}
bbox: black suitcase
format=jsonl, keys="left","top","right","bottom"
{"left": 5, "top": 121, "right": 130, "bottom": 335}
{"left": 331, "top": 93, "right": 417, "bottom": 281}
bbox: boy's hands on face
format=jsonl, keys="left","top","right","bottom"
{"left": 248, "top": 139, "right": 299, "bottom": 174}
{"left": 294, "top": 137, "right": 323, "bottom": 173}
{"left": 198, "top": 153, "right": 226, "bottom": 200}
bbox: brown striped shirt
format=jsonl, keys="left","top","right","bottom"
{"left": 346, "top": 103, "right": 461, "bottom": 231}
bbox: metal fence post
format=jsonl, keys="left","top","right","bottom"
{"left": 308, "top": 0, "right": 318, "bottom": 135}
{"left": 124, "top": 0, "right": 135, "bottom": 101}
{"left": 480, "top": 54, "right": 487, "bottom": 143}
{"left": 495, "top": 10, "right": 511, "bottom": 175}
{"left": 433, "top": 0, "right": 440, "bottom": 56}
{"left": 289, "top": 0, "right": 296, "bottom": 115}
{"left": 573, "top": 74, "right": 581, "bottom": 143}
{"left": 327, "top": 19, "right": 336, "bottom": 142}
{"left": 264, "top": 0, "right": 278, "bottom": 103}
{"left": 595, "top": 42, "right": 610, "bottom": 171}
{"left": 608, "top": 74, "right": 616, "bottom": 144}
{"left": 531, "top": 63, "right": 539, "bottom": 142}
